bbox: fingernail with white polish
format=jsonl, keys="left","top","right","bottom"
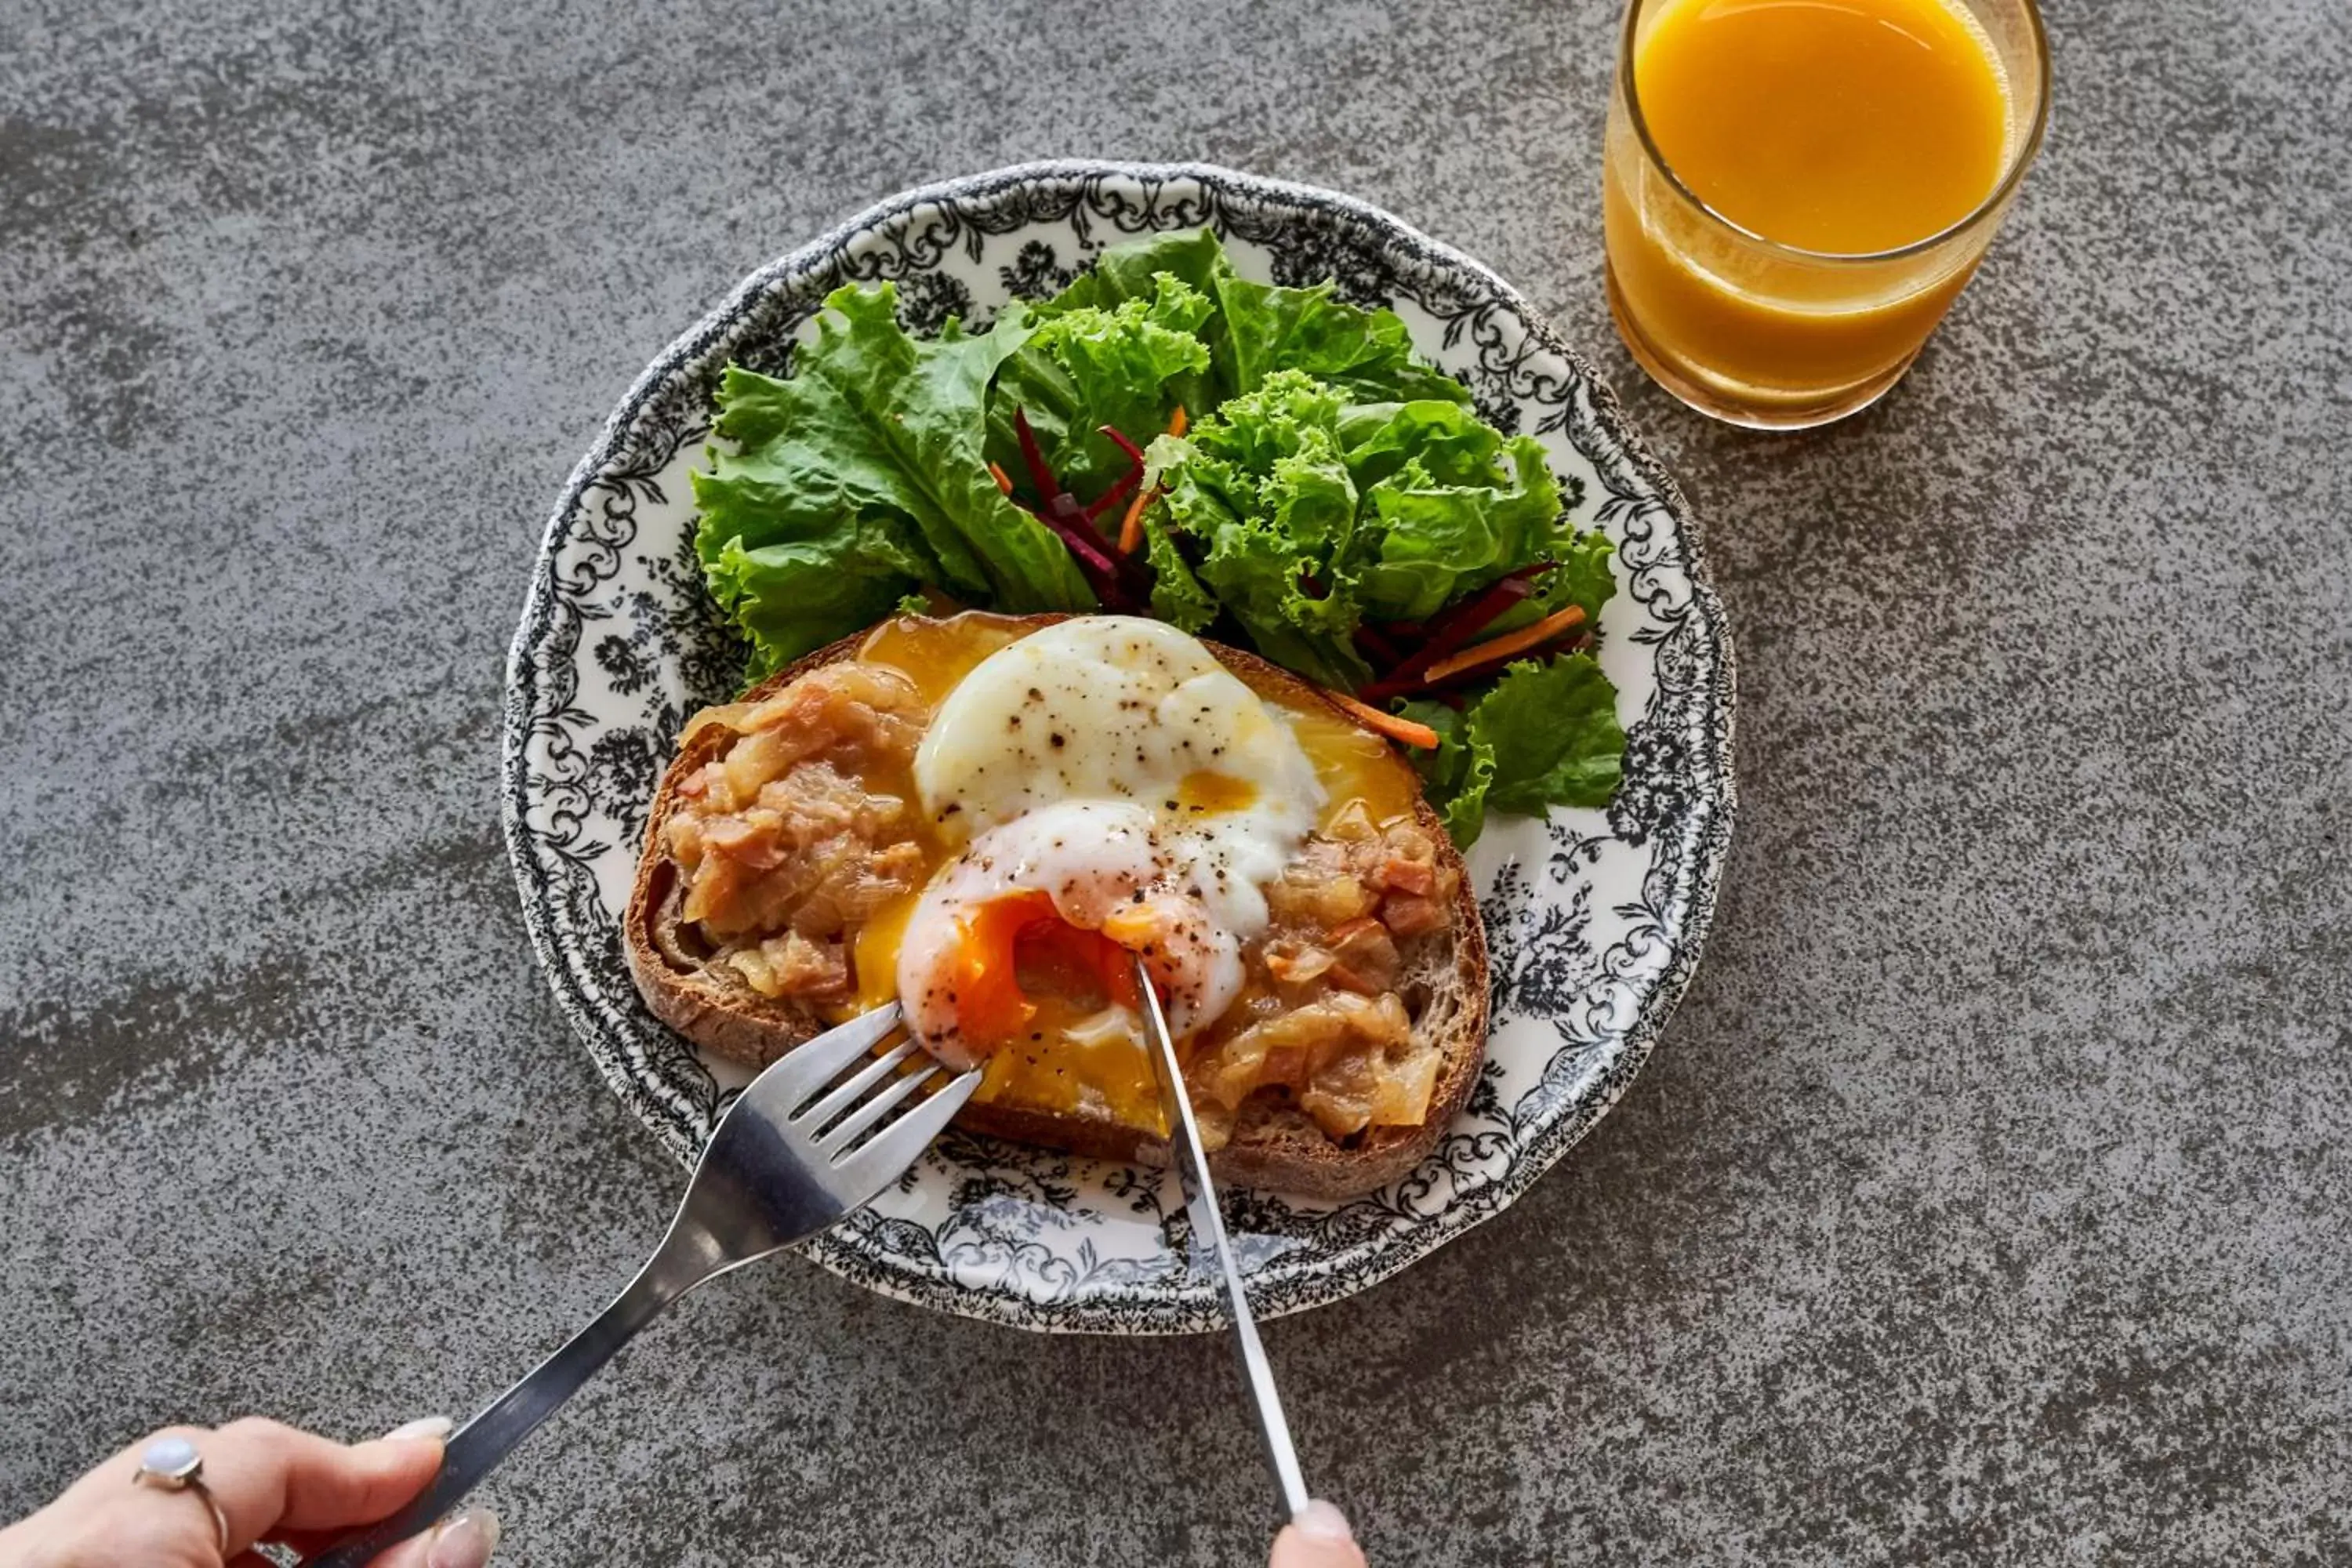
{"left": 1294, "top": 1500, "right": 1356, "bottom": 1544}
{"left": 381, "top": 1415, "right": 456, "bottom": 1443}
{"left": 427, "top": 1508, "right": 500, "bottom": 1568}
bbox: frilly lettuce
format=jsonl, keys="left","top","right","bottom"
{"left": 1138, "top": 368, "right": 1579, "bottom": 689}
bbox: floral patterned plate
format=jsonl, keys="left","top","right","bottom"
{"left": 501, "top": 161, "right": 1734, "bottom": 1334}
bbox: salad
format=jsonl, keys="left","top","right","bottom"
{"left": 689, "top": 230, "right": 1621, "bottom": 844}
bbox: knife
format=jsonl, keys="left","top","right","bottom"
{"left": 1134, "top": 956, "right": 1312, "bottom": 1523}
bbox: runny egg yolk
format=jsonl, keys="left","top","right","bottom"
{"left": 945, "top": 890, "right": 1141, "bottom": 1050}
{"left": 1174, "top": 769, "right": 1259, "bottom": 816}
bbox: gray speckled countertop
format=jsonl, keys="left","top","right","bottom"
{"left": 5, "top": 2, "right": 2349, "bottom": 1563}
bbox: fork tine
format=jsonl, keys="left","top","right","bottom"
{"left": 815, "top": 1060, "right": 949, "bottom": 1157}
{"left": 795, "top": 1038, "right": 923, "bottom": 1131}
{"left": 830, "top": 1069, "right": 983, "bottom": 1192}
{"left": 748, "top": 1001, "right": 904, "bottom": 1111}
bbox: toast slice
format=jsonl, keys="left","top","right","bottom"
{"left": 623, "top": 615, "right": 1489, "bottom": 1200}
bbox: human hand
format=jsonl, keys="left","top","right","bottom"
{"left": 1270, "top": 1500, "right": 1368, "bottom": 1568}
{"left": 0, "top": 1417, "right": 500, "bottom": 1568}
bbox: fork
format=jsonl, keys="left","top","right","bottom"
{"left": 305, "top": 1001, "right": 978, "bottom": 1567}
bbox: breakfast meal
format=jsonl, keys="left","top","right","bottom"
{"left": 623, "top": 229, "right": 1632, "bottom": 1195}
{"left": 628, "top": 612, "right": 1486, "bottom": 1196}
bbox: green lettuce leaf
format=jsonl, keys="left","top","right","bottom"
{"left": 692, "top": 282, "right": 1093, "bottom": 672}
{"left": 1338, "top": 399, "right": 1504, "bottom": 488}
{"left": 1140, "top": 363, "right": 1590, "bottom": 695}
{"left": 1145, "top": 374, "right": 1373, "bottom": 691}
{"left": 1475, "top": 655, "right": 1625, "bottom": 812}
{"left": 1038, "top": 229, "right": 1232, "bottom": 316}
{"left": 1400, "top": 655, "right": 1621, "bottom": 840}
{"left": 1211, "top": 273, "right": 1470, "bottom": 406}
{"left": 1038, "top": 230, "right": 1468, "bottom": 409}
{"left": 1334, "top": 419, "right": 1563, "bottom": 623}
{"left": 706, "top": 532, "right": 929, "bottom": 675}
{"left": 1140, "top": 515, "right": 1218, "bottom": 632}
{"left": 1399, "top": 699, "right": 1497, "bottom": 848}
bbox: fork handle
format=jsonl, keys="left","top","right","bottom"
{"left": 303, "top": 1261, "right": 681, "bottom": 1567}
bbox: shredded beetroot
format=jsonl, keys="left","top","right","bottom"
{"left": 1040, "top": 501, "right": 1119, "bottom": 575}
{"left": 1357, "top": 564, "right": 1557, "bottom": 701}
{"left": 1002, "top": 408, "right": 1160, "bottom": 611}
{"left": 1083, "top": 463, "right": 1145, "bottom": 524}
{"left": 1011, "top": 408, "right": 1058, "bottom": 499}
{"left": 1051, "top": 496, "right": 1152, "bottom": 607}
{"left": 1098, "top": 423, "right": 1149, "bottom": 468}
{"left": 1354, "top": 622, "right": 1404, "bottom": 668}
{"left": 1418, "top": 564, "right": 1554, "bottom": 658}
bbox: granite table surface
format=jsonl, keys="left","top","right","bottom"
{"left": 3, "top": 1, "right": 2348, "bottom": 1563}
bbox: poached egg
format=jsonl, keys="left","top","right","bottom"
{"left": 894, "top": 617, "right": 1325, "bottom": 1070}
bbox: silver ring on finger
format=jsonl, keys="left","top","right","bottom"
{"left": 132, "top": 1436, "right": 231, "bottom": 1555}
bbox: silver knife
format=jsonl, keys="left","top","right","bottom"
{"left": 1134, "top": 956, "right": 1312, "bottom": 1523}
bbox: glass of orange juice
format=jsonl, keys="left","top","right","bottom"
{"left": 1602, "top": 0, "right": 2050, "bottom": 428}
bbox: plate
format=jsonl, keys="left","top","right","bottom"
{"left": 502, "top": 161, "right": 1735, "bottom": 1334}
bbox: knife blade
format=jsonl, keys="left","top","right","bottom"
{"left": 1134, "top": 956, "right": 1312, "bottom": 1523}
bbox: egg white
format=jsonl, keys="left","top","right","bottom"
{"left": 913, "top": 615, "right": 1323, "bottom": 944}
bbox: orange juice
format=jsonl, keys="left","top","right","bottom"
{"left": 1602, "top": 0, "right": 2045, "bottom": 426}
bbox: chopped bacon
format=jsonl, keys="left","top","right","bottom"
{"left": 1380, "top": 894, "right": 1447, "bottom": 938}
{"left": 1372, "top": 827, "right": 1439, "bottom": 895}
{"left": 1330, "top": 919, "right": 1401, "bottom": 989}
{"left": 1380, "top": 854, "right": 1436, "bottom": 896}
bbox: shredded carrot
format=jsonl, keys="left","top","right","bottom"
{"left": 1330, "top": 691, "right": 1441, "bottom": 750}
{"left": 1418, "top": 604, "right": 1587, "bottom": 685}
{"left": 1118, "top": 484, "right": 1157, "bottom": 554}
{"left": 988, "top": 461, "right": 1014, "bottom": 495}
{"left": 1169, "top": 405, "right": 1189, "bottom": 438}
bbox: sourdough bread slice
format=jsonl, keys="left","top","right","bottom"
{"left": 624, "top": 615, "right": 1489, "bottom": 1200}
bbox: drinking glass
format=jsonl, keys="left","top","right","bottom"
{"left": 1602, "top": 0, "right": 2051, "bottom": 429}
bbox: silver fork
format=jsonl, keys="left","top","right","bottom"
{"left": 305, "top": 1001, "right": 977, "bottom": 1568}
